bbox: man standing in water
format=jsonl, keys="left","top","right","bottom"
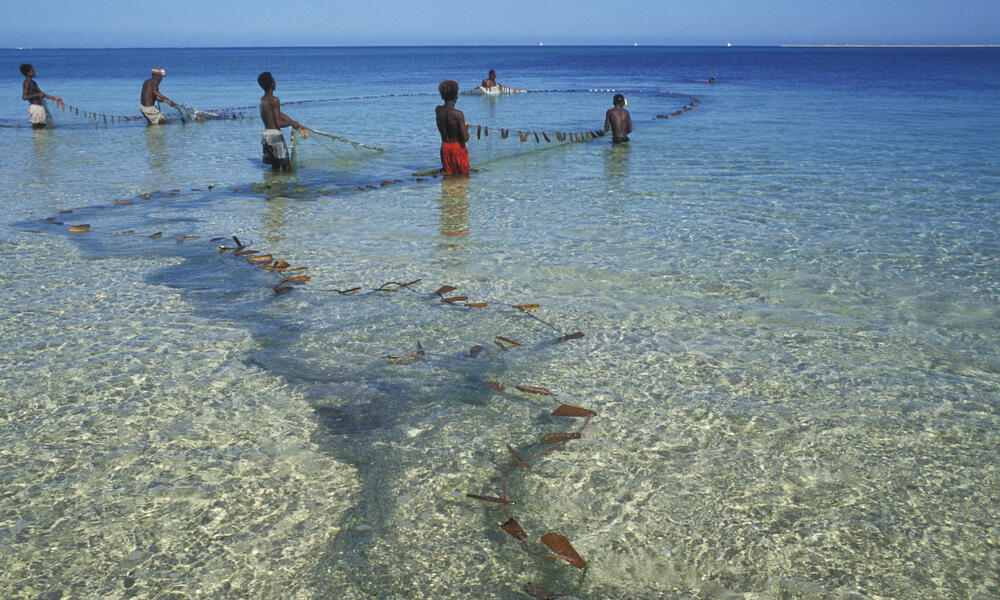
{"left": 140, "top": 68, "right": 176, "bottom": 125}
{"left": 258, "top": 71, "right": 304, "bottom": 172}
{"left": 604, "top": 93, "right": 632, "bottom": 144}
{"left": 20, "top": 64, "right": 62, "bottom": 128}
{"left": 436, "top": 80, "right": 470, "bottom": 175}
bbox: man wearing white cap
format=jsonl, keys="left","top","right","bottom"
{"left": 140, "top": 68, "right": 176, "bottom": 125}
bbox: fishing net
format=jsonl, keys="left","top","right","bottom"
{"left": 44, "top": 100, "right": 141, "bottom": 126}
{"left": 462, "top": 85, "right": 533, "bottom": 97}
{"left": 289, "top": 126, "right": 386, "bottom": 170}
{"left": 172, "top": 103, "right": 250, "bottom": 122}
{"left": 462, "top": 122, "right": 607, "bottom": 165}
{"left": 18, "top": 80, "right": 712, "bottom": 598}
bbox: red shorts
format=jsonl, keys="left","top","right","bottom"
{"left": 440, "top": 142, "right": 470, "bottom": 175}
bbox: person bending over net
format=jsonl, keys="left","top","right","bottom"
{"left": 436, "top": 79, "right": 470, "bottom": 175}
{"left": 140, "top": 68, "right": 176, "bottom": 125}
{"left": 258, "top": 71, "right": 303, "bottom": 172}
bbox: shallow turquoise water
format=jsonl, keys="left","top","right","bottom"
{"left": 1, "top": 47, "right": 999, "bottom": 599}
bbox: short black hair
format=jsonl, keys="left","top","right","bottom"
{"left": 19, "top": 64, "right": 32, "bottom": 76}
{"left": 257, "top": 71, "right": 275, "bottom": 91}
{"left": 438, "top": 79, "right": 459, "bottom": 101}
{"left": 613, "top": 93, "right": 625, "bottom": 107}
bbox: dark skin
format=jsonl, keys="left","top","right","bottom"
{"left": 22, "top": 67, "right": 63, "bottom": 128}
{"left": 141, "top": 73, "right": 175, "bottom": 108}
{"left": 481, "top": 71, "right": 497, "bottom": 89}
{"left": 260, "top": 78, "right": 303, "bottom": 171}
{"left": 435, "top": 98, "right": 469, "bottom": 147}
{"left": 22, "top": 67, "right": 62, "bottom": 107}
{"left": 604, "top": 104, "right": 632, "bottom": 142}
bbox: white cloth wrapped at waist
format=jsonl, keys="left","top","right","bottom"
{"left": 140, "top": 104, "right": 164, "bottom": 123}
{"left": 29, "top": 104, "right": 47, "bottom": 125}
{"left": 261, "top": 129, "right": 289, "bottom": 160}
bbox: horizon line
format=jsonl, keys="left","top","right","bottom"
{"left": 6, "top": 42, "right": 998, "bottom": 51}
{"left": 782, "top": 44, "right": 999, "bottom": 48}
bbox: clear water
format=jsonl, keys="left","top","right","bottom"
{"left": 1, "top": 46, "right": 999, "bottom": 599}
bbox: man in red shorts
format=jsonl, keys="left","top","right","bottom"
{"left": 436, "top": 80, "right": 470, "bottom": 175}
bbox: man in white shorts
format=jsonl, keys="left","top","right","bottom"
{"left": 20, "top": 64, "right": 63, "bottom": 128}
{"left": 140, "top": 68, "right": 175, "bottom": 125}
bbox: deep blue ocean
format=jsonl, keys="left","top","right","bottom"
{"left": 1, "top": 46, "right": 999, "bottom": 599}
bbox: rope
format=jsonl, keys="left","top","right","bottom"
{"left": 301, "top": 126, "right": 386, "bottom": 152}
{"left": 218, "top": 91, "right": 436, "bottom": 113}
{"left": 465, "top": 123, "right": 607, "bottom": 144}
{"left": 55, "top": 101, "right": 142, "bottom": 124}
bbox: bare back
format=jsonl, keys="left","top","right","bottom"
{"left": 436, "top": 102, "right": 468, "bottom": 146}
{"left": 260, "top": 94, "right": 281, "bottom": 129}
{"left": 140, "top": 78, "right": 159, "bottom": 106}
{"left": 604, "top": 106, "right": 632, "bottom": 141}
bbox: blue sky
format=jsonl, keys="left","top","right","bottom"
{"left": 2, "top": 0, "right": 997, "bottom": 47}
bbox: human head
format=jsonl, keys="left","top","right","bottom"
{"left": 438, "top": 79, "right": 459, "bottom": 101}
{"left": 613, "top": 93, "right": 625, "bottom": 107}
{"left": 20, "top": 64, "right": 33, "bottom": 76}
{"left": 258, "top": 71, "right": 276, "bottom": 92}
{"left": 151, "top": 67, "right": 165, "bottom": 80}
{"left": 488, "top": 70, "right": 496, "bottom": 79}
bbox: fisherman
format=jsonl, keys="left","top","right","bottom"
{"left": 258, "top": 71, "right": 303, "bottom": 172}
{"left": 20, "top": 64, "right": 62, "bottom": 129}
{"left": 140, "top": 68, "right": 176, "bottom": 125}
{"left": 481, "top": 70, "right": 498, "bottom": 89}
{"left": 436, "top": 79, "right": 470, "bottom": 175}
{"left": 604, "top": 93, "right": 632, "bottom": 144}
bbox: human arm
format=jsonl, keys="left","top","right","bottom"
{"left": 277, "top": 110, "right": 303, "bottom": 130}
{"left": 604, "top": 109, "right": 612, "bottom": 132}
{"left": 269, "top": 97, "right": 303, "bottom": 130}
{"left": 625, "top": 111, "right": 632, "bottom": 135}
{"left": 23, "top": 80, "right": 62, "bottom": 106}
{"left": 154, "top": 90, "right": 175, "bottom": 107}
{"left": 456, "top": 110, "right": 469, "bottom": 143}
